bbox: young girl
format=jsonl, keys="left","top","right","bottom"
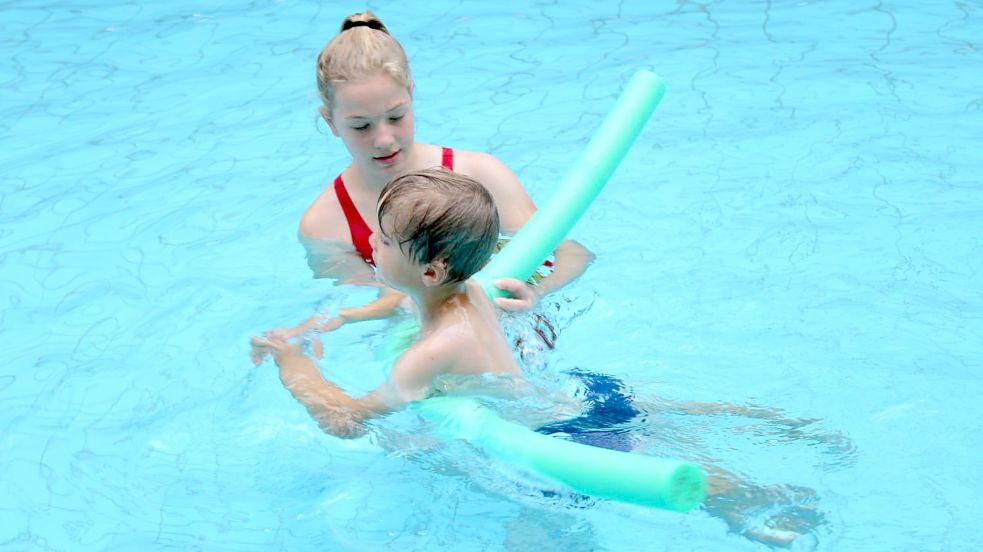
{"left": 261, "top": 11, "right": 593, "bottom": 347}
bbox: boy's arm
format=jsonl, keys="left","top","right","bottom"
{"left": 268, "top": 338, "right": 434, "bottom": 439}
{"left": 270, "top": 339, "right": 397, "bottom": 438}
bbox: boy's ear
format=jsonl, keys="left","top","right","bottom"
{"left": 320, "top": 106, "right": 339, "bottom": 137}
{"left": 422, "top": 259, "right": 448, "bottom": 287}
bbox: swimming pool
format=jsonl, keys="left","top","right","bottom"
{"left": 2, "top": 1, "right": 981, "bottom": 550}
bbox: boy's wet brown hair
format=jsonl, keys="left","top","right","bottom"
{"left": 377, "top": 168, "right": 500, "bottom": 284}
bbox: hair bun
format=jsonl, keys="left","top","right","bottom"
{"left": 342, "top": 19, "right": 385, "bottom": 32}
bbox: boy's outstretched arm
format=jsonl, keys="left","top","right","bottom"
{"left": 266, "top": 337, "right": 400, "bottom": 439}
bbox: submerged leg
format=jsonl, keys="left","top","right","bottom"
{"left": 704, "top": 466, "right": 826, "bottom": 548}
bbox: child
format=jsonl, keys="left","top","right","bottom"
{"left": 252, "top": 168, "right": 522, "bottom": 437}
{"left": 253, "top": 168, "right": 830, "bottom": 546}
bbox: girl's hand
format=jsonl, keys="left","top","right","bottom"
{"left": 491, "top": 278, "right": 543, "bottom": 312}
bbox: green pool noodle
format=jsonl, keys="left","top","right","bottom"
{"left": 416, "top": 396, "right": 706, "bottom": 512}
{"left": 473, "top": 69, "right": 668, "bottom": 298}
{"left": 417, "top": 70, "right": 706, "bottom": 511}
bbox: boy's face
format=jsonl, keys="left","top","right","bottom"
{"left": 370, "top": 214, "right": 419, "bottom": 291}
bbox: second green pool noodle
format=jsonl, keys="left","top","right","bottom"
{"left": 473, "top": 69, "right": 668, "bottom": 297}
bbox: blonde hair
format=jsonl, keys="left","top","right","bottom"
{"left": 378, "top": 168, "right": 500, "bottom": 285}
{"left": 316, "top": 11, "right": 412, "bottom": 115}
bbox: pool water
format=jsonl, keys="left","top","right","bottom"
{"left": 2, "top": 1, "right": 981, "bottom": 550}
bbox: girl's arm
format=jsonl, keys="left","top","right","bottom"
{"left": 298, "top": 233, "right": 376, "bottom": 282}
{"left": 465, "top": 151, "right": 596, "bottom": 310}
{"left": 250, "top": 288, "right": 407, "bottom": 364}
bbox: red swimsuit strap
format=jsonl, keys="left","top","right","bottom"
{"left": 441, "top": 146, "right": 454, "bottom": 170}
{"left": 334, "top": 148, "right": 453, "bottom": 267}
{"left": 332, "top": 175, "right": 375, "bottom": 266}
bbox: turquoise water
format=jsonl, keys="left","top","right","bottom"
{"left": 2, "top": 1, "right": 981, "bottom": 550}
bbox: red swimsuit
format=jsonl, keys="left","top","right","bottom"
{"left": 335, "top": 147, "right": 557, "bottom": 350}
{"left": 333, "top": 147, "right": 454, "bottom": 266}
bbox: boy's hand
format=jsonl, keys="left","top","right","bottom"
{"left": 251, "top": 325, "right": 303, "bottom": 365}
{"left": 249, "top": 335, "right": 274, "bottom": 365}
{"left": 250, "top": 331, "right": 323, "bottom": 365}
{"left": 250, "top": 334, "right": 306, "bottom": 365}
{"left": 264, "top": 335, "right": 305, "bottom": 362}
{"left": 491, "top": 278, "right": 542, "bottom": 312}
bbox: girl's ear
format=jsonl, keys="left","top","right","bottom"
{"left": 422, "top": 259, "right": 448, "bottom": 287}
{"left": 320, "top": 106, "right": 339, "bottom": 137}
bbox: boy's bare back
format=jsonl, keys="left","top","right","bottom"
{"left": 388, "top": 281, "right": 521, "bottom": 402}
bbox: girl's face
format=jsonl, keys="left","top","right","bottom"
{"left": 325, "top": 72, "right": 415, "bottom": 177}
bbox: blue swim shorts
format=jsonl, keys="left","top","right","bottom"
{"left": 535, "top": 369, "right": 639, "bottom": 452}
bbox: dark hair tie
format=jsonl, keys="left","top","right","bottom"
{"left": 342, "top": 20, "right": 383, "bottom": 32}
